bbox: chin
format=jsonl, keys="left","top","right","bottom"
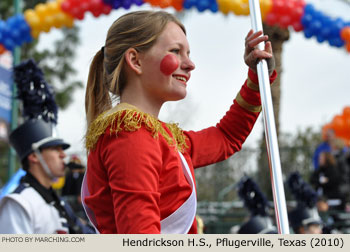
{"left": 171, "top": 90, "right": 187, "bottom": 101}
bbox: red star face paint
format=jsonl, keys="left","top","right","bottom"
{"left": 160, "top": 54, "right": 179, "bottom": 75}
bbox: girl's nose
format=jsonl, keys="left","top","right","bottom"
{"left": 182, "top": 57, "right": 195, "bottom": 72}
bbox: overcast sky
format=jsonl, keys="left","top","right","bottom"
{"left": 35, "top": 0, "right": 350, "bottom": 157}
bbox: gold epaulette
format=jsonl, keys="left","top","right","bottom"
{"left": 85, "top": 103, "right": 188, "bottom": 152}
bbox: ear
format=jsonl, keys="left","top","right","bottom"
{"left": 27, "top": 152, "right": 39, "bottom": 164}
{"left": 124, "top": 48, "right": 142, "bottom": 75}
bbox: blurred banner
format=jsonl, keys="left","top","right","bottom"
{"left": 0, "top": 65, "right": 12, "bottom": 142}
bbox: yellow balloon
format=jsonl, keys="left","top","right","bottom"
{"left": 35, "top": 3, "right": 48, "bottom": 18}
{"left": 47, "top": 1, "right": 59, "bottom": 15}
{"left": 231, "top": 0, "right": 244, "bottom": 15}
{"left": 53, "top": 13, "right": 65, "bottom": 28}
{"left": 63, "top": 15, "right": 74, "bottom": 28}
{"left": 24, "top": 11, "right": 41, "bottom": 30}
{"left": 240, "top": 2, "right": 250, "bottom": 16}
{"left": 217, "top": 0, "right": 231, "bottom": 15}
{"left": 44, "top": 15, "right": 55, "bottom": 29}
{"left": 260, "top": 0, "right": 272, "bottom": 19}
{"left": 31, "top": 29, "right": 41, "bottom": 39}
{"left": 38, "top": 17, "right": 51, "bottom": 33}
{"left": 24, "top": 9, "right": 36, "bottom": 18}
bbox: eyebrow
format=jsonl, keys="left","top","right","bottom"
{"left": 174, "top": 42, "right": 191, "bottom": 55}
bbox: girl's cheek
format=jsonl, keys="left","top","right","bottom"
{"left": 160, "top": 54, "right": 179, "bottom": 75}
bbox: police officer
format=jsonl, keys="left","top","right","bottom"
{"left": 0, "top": 119, "right": 94, "bottom": 234}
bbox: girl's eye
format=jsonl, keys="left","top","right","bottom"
{"left": 170, "top": 49, "right": 180, "bottom": 54}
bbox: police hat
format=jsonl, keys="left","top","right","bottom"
{"left": 9, "top": 119, "right": 70, "bottom": 161}
{"left": 238, "top": 215, "right": 278, "bottom": 234}
{"left": 289, "top": 206, "right": 322, "bottom": 231}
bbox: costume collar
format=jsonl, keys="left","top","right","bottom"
{"left": 85, "top": 102, "right": 188, "bottom": 152}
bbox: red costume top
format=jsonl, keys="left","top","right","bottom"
{"left": 84, "top": 69, "right": 277, "bottom": 234}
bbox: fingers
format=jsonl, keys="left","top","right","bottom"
{"left": 264, "top": 41, "right": 273, "bottom": 54}
{"left": 245, "top": 29, "right": 262, "bottom": 42}
{"left": 244, "top": 30, "right": 274, "bottom": 71}
{"left": 246, "top": 35, "right": 269, "bottom": 51}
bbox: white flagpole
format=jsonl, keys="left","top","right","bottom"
{"left": 248, "top": 0, "right": 290, "bottom": 234}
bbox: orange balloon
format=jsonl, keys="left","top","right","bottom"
{"left": 343, "top": 106, "right": 350, "bottom": 119}
{"left": 346, "top": 42, "right": 350, "bottom": 53}
{"left": 0, "top": 44, "right": 6, "bottom": 54}
{"left": 344, "top": 117, "right": 350, "bottom": 139}
{"left": 332, "top": 115, "right": 345, "bottom": 137}
{"left": 341, "top": 27, "right": 350, "bottom": 41}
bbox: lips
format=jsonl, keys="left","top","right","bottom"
{"left": 173, "top": 74, "right": 189, "bottom": 84}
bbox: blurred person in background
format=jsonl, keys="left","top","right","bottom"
{"left": 0, "top": 119, "right": 94, "bottom": 234}
{"left": 312, "top": 128, "right": 336, "bottom": 171}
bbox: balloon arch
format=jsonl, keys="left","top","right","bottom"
{"left": 0, "top": 0, "right": 350, "bottom": 55}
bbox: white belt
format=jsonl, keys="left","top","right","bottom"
{"left": 81, "top": 151, "right": 197, "bottom": 234}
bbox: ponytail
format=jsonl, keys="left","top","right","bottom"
{"left": 85, "top": 50, "right": 112, "bottom": 128}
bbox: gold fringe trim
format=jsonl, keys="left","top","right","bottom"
{"left": 85, "top": 103, "right": 188, "bottom": 152}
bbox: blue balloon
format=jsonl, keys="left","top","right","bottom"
{"left": 197, "top": 0, "right": 209, "bottom": 12}
{"left": 210, "top": 3, "right": 218, "bottom": 13}
{"left": 310, "top": 20, "right": 322, "bottom": 35}
{"left": 328, "top": 37, "right": 345, "bottom": 47}
{"left": 112, "top": 0, "right": 122, "bottom": 9}
{"left": 312, "top": 10, "right": 323, "bottom": 21}
{"left": 330, "top": 18, "right": 345, "bottom": 38}
{"left": 122, "top": 0, "right": 132, "bottom": 9}
{"left": 133, "top": 0, "right": 144, "bottom": 6}
{"left": 301, "top": 14, "right": 313, "bottom": 28}
{"left": 3, "top": 38, "right": 15, "bottom": 51}
{"left": 320, "top": 16, "right": 332, "bottom": 27}
{"left": 316, "top": 34, "right": 325, "bottom": 43}
{"left": 184, "top": 0, "right": 196, "bottom": 9}
{"left": 1, "top": 24, "right": 11, "bottom": 39}
{"left": 11, "top": 29, "right": 21, "bottom": 44}
{"left": 320, "top": 27, "right": 331, "bottom": 39}
{"left": 303, "top": 4, "right": 315, "bottom": 16}
{"left": 303, "top": 29, "right": 314, "bottom": 39}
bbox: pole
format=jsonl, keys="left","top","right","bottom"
{"left": 8, "top": 0, "right": 22, "bottom": 180}
{"left": 248, "top": 0, "right": 290, "bottom": 234}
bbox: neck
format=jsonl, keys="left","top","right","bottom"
{"left": 120, "top": 80, "right": 163, "bottom": 118}
{"left": 28, "top": 165, "right": 53, "bottom": 189}
{"left": 120, "top": 98, "right": 162, "bottom": 118}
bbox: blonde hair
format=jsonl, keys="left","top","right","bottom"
{"left": 85, "top": 11, "right": 185, "bottom": 128}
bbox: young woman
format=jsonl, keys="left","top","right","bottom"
{"left": 83, "top": 10, "right": 277, "bottom": 234}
